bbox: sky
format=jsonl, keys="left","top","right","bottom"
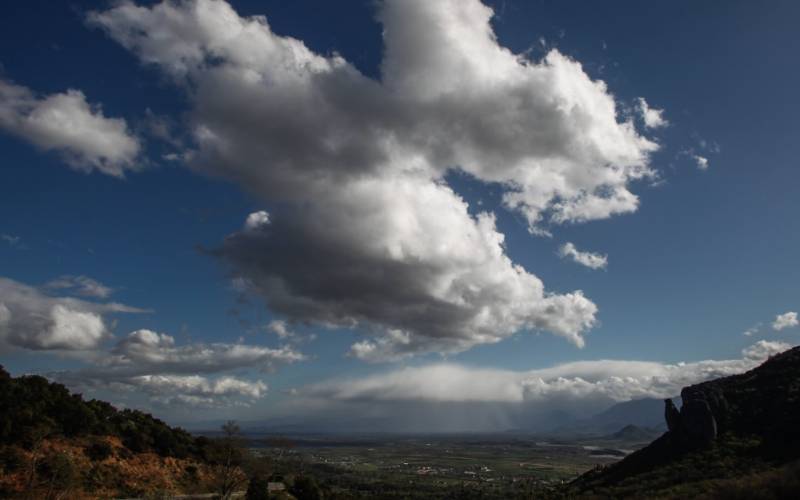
{"left": 1, "top": 0, "right": 799, "bottom": 431}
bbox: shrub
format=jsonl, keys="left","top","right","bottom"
{"left": 245, "top": 475, "right": 270, "bottom": 500}
{"left": 290, "top": 475, "right": 322, "bottom": 500}
{"left": 37, "top": 451, "right": 79, "bottom": 497}
{"left": 85, "top": 439, "right": 114, "bottom": 461}
{"left": 0, "top": 446, "right": 26, "bottom": 472}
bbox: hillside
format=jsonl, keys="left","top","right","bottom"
{"left": 568, "top": 345, "right": 800, "bottom": 498}
{"left": 0, "top": 366, "right": 231, "bottom": 498}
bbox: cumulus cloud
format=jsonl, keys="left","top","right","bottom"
{"left": 741, "top": 339, "right": 791, "bottom": 360}
{"left": 90, "top": 0, "right": 662, "bottom": 358}
{"left": 0, "top": 79, "right": 140, "bottom": 176}
{"left": 558, "top": 242, "right": 608, "bottom": 270}
{"left": 636, "top": 97, "right": 668, "bottom": 129}
{"left": 58, "top": 371, "right": 267, "bottom": 408}
{"left": 134, "top": 374, "right": 267, "bottom": 405}
{"left": 267, "top": 320, "right": 293, "bottom": 340}
{"left": 107, "top": 328, "right": 305, "bottom": 374}
{"left": 308, "top": 340, "right": 793, "bottom": 405}
{"left": 50, "top": 328, "right": 305, "bottom": 407}
{"left": 772, "top": 311, "right": 798, "bottom": 331}
{"left": 244, "top": 210, "right": 270, "bottom": 231}
{"left": 223, "top": 194, "right": 598, "bottom": 358}
{"left": 136, "top": 373, "right": 266, "bottom": 398}
{"left": 0, "top": 276, "right": 145, "bottom": 351}
{"left": 45, "top": 275, "right": 114, "bottom": 299}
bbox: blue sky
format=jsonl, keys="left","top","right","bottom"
{"left": 1, "top": 0, "right": 798, "bottom": 429}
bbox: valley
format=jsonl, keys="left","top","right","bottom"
{"left": 248, "top": 432, "right": 652, "bottom": 498}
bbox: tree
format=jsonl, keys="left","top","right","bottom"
{"left": 24, "top": 425, "right": 52, "bottom": 491}
{"left": 209, "top": 421, "right": 249, "bottom": 499}
{"left": 38, "top": 452, "right": 78, "bottom": 500}
{"left": 244, "top": 475, "right": 270, "bottom": 500}
{"left": 84, "top": 439, "right": 114, "bottom": 462}
{"left": 243, "top": 453, "right": 273, "bottom": 499}
{"left": 290, "top": 475, "right": 322, "bottom": 500}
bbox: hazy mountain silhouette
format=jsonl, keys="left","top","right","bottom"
{"left": 606, "top": 424, "right": 663, "bottom": 442}
{"left": 544, "top": 397, "right": 671, "bottom": 437}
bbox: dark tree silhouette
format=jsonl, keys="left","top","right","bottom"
{"left": 290, "top": 475, "right": 322, "bottom": 500}
{"left": 209, "top": 421, "right": 249, "bottom": 499}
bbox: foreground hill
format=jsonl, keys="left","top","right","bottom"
{"left": 0, "top": 366, "right": 224, "bottom": 498}
{"left": 568, "top": 345, "right": 800, "bottom": 498}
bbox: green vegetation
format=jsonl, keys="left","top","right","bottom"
{"left": 290, "top": 475, "right": 323, "bottom": 500}
{"left": 83, "top": 438, "right": 114, "bottom": 462}
{"left": 0, "top": 365, "right": 199, "bottom": 459}
{"left": 247, "top": 435, "right": 629, "bottom": 499}
{"left": 246, "top": 475, "right": 272, "bottom": 500}
{"left": 0, "top": 365, "right": 271, "bottom": 498}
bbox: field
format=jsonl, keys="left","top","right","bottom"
{"left": 248, "top": 433, "right": 649, "bottom": 498}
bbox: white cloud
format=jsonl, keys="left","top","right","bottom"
{"left": 131, "top": 374, "right": 267, "bottom": 404}
{"left": 221, "top": 181, "right": 598, "bottom": 357}
{"left": 741, "top": 339, "right": 791, "bottom": 360}
{"left": 58, "top": 372, "right": 268, "bottom": 408}
{"left": 267, "top": 320, "right": 293, "bottom": 339}
{"left": 244, "top": 210, "right": 270, "bottom": 231}
{"left": 742, "top": 324, "right": 760, "bottom": 337}
{"left": 772, "top": 311, "right": 798, "bottom": 331}
{"left": 681, "top": 138, "right": 718, "bottom": 171}
{"left": 46, "top": 305, "right": 108, "bottom": 350}
{"left": 308, "top": 340, "right": 793, "bottom": 405}
{"left": 693, "top": 154, "right": 709, "bottom": 170}
{"left": 90, "top": 0, "right": 663, "bottom": 358}
{"left": 0, "top": 79, "right": 140, "bottom": 176}
{"left": 347, "top": 328, "right": 415, "bottom": 362}
{"left": 0, "top": 276, "right": 145, "bottom": 351}
{"left": 558, "top": 242, "right": 608, "bottom": 270}
{"left": 108, "top": 328, "right": 305, "bottom": 374}
{"left": 692, "top": 155, "right": 708, "bottom": 170}
{"left": 636, "top": 97, "right": 668, "bottom": 129}
{"left": 45, "top": 275, "right": 114, "bottom": 299}
{"left": 50, "top": 327, "right": 305, "bottom": 408}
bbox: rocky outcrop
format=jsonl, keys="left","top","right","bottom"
{"left": 680, "top": 397, "right": 717, "bottom": 444}
{"left": 663, "top": 391, "right": 720, "bottom": 447}
{"left": 664, "top": 399, "right": 681, "bottom": 433}
{"left": 571, "top": 346, "right": 800, "bottom": 496}
{"left": 683, "top": 385, "right": 729, "bottom": 433}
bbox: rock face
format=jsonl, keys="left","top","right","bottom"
{"left": 664, "top": 399, "right": 681, "bottom": 433}
{"left": 683, "top": 385, "right": 729, "bottom": 434}
{"left": 663, "top": 392, "right": 719, "bottom": 447}
{"left": 681, "top": 397, "right": 717, "bottom": 444}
